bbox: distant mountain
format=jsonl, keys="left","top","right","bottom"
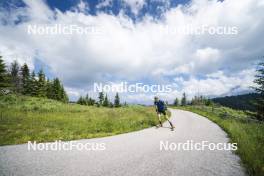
{"left": 212, "top": 93, "right": 260, "bottom": 112}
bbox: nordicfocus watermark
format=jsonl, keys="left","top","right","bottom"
{"left": 28, "top": 140, "right": 106, "bottom": 151}
{"left": 27, "top": 24, "right": 103, "bottom": 35}
{"left": 94, "top": 82, "right": 173, "bottom": 93}
{"left": 160, "top": 140, "right": 237, "bottom": 151}
{"left": 159, "top": 25, "right": 238, "bottom": 35}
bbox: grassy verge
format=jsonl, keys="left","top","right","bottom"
{"left": 0, "top": 94, "right": 159, "bottom": 146}
{"left": 172, "top": 105, "right": 264, "bottom": 176}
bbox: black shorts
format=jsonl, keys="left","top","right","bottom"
{"left": 157, "top": 110, "right": 166, "bottom": 115}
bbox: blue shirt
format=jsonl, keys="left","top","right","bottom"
{"left": 154, "top": 100, "right": 165, "bottom": 112}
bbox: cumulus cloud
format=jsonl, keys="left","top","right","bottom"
{"left": 182, "top": 68, "right": 256, "bottom": 98}
{"left": 123, "top": 0, "right": 146, "bottom": 15}
{"left": 73, "top": 0, "right": 90, "bottom": 13}
{"left": 0, "top": 0, "right": 263, "bottom": 103}
{"left": 96, "top": 0, "right": 113, "bottom": 9}
{"left": 96, "top": 0, "right": 146, "bottom": 15}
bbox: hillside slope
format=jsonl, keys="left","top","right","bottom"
{"left": 212, "top": 93, "right": 259, "bottom": 111}
{"left": 0, "top": 94, "right": 157, "bottom": 145}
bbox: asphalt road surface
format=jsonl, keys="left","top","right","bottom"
{"left": 0, "top": 109, "right": 246, "bottom": 176}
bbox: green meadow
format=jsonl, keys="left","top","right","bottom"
{"left": 0, "top": 94, "right": 158, "bottom": 146}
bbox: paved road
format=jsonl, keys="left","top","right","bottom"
{"left": 0, "top": 109, "right": 246, "bottom": 176}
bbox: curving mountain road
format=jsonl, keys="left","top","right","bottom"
{"left": 0, "top": 109, "right": 246, "bottom": 176}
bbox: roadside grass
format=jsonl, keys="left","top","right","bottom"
{"left": 0, "top": 94, "right": 158, "bottom": 146}
{"left": 172, "top": 105, "right": 264, "bottom": 176}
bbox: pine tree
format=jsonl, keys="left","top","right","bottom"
{"left": 20, "top": 63, "right": 30, "bottom": 95}
{"left": 52, "top": 78, "right": 62, "bottom": 101}
{"left": 88, "top": 97, "right": 95, "bottom": 105}
{"left": 0, "top": 56, "right": 9, "bottom": 94}
{"left": 181, "top": 92, "right": 187, "bottom": 106}
{"left": 191, "top": 96, "right": 196, "bottom": 105}
{"left": 78, "top": 94, "right": 96, "bottom": 106}
{"left": 49, "top": 78, "right": 68, "bottom": 102}
{"left": 10, "top": 60, "right": 21, "bottom": 93}
{"left": 60, "top": 84, "right": 68, "bottom": 103}
{"left": 109, "top": 102, "right": 114, "bottom": 108}
{"left": 114, "top": 92, "right": 121, "bottom": 107}
{"left": 84, "top": 94, "right": 89, "bottom": 105}
{"left": 103, "top": 94, "right": 109, "bottom": 107}
{"left": 46, "top": 79, "right": 53, "bottom": 99}
{"left": 98, "top": 92, "right": 104, "bottom": 106}
{"left": 77, "top": 96, "right": 84, "bottom": 105}
{"left": 252, "top": 62, "right": 264, "bottom": 121}
{"left": 29, "top": 71, "right": 38, "bottom": 96}
{"left": 173, "top": 98, "right": 179, "bottom": 106}
{"left": 0, "top": 58, "right": 69, "bottom": 103}
{"left": 199, "top": 96, "right": 204, "bottom": 105}
{"left": 37, "top": 69, "right": 46, "bottom": 97}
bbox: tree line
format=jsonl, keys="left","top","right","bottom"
{"left": 173, "top": 92, "right": 187, "bottom": 106}
{"left": 173, "top": 93, "right": 211, "bottom": 106}
{"left": 212, "top": 93, "right": 260, "bottom": 112}
{"left": 77, "top": 92, "right": 122, "bottom": 107}
{"left": 0, "top": 56, "right": 68, "bottom": 102}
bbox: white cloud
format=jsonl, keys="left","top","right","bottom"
{"left": 74, "top": 0, "right": 90, "bottom": 13}
{"left": 23, "top": 0, "right": 54, "bottom": 22}
{"left": 159, "top": 68, "right": 256, "bottom": 104}
{"left": 123, "top": 0, "right": 146, "bottom": 15}
{"left": 0, "top": 0, "right": 263, "bottom": 103}
{"left": 181, "top": 68, "right": 256, "bottom": 98}
{"left": 195, "top": 47, "right": 220, "bottom": 63}
{"left": 96, "top": 0, "right": 146, "bottom": 15}
{"left": 96, "top": 0, "right": 113, "bottom": 9}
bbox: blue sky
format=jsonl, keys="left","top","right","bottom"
{"left": 1, "top": 0, "right": 190, "bottom": 15}
{"left": 0, "top": 0, "right": 263, "bottom": 104}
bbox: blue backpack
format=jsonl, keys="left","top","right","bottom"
{"left": 155, "top": 100, "right": 167, "bottom": 111}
